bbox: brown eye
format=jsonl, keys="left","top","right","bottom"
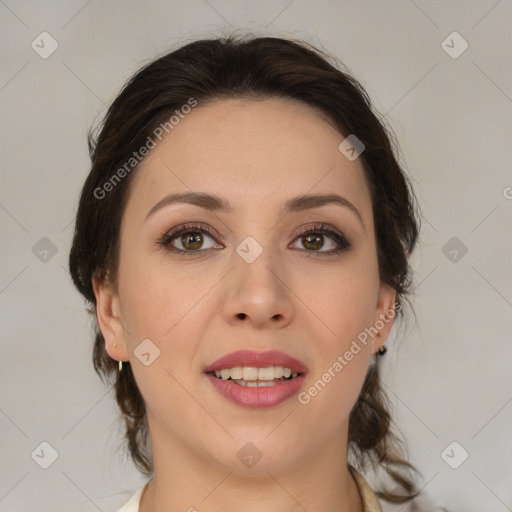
{"left": 302, "top": 233, "right": 325, "bottom": 251}
{"left": 159, "top": 223, "right": 222, "bottom": 254}
{"left": 292, "top": 224, "right": 352, "bottom": 255}
{"left": 180, "top": 232, "right": 204, "bottom": 250}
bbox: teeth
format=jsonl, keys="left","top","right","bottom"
{"left": 274, "top": 366, "right": 285, "bottom": 378}
{"left": 212, "top": 366, "right": 299, "bottom": 381}
{"left": 230, "top": 366, "right": 243, "bottom": 379}
{"left": 242, "top": 367, "right": 259, "bottom": 381}
{"left": 258, "top": 367, "right": 275, "bottom": 380}
{"left": 233, "top": 379, "right": 279, "bottom": 387}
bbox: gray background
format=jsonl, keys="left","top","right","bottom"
{"left": 1, "top": 1, "right": 511, "bottom": 511}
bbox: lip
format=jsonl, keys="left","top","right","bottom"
{"left": 206, "top": 373, "right": 306, "bottom": 409}
{"left": 204, "top": 350, "right": 308, "bottom": 409}
{"left": 204, "top": 349, "right": 308, "bottom": 373}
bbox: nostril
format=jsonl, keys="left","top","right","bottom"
{"left": 237, "top": 313, "right": 247, "bottom": 319}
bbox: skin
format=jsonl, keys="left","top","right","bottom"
{"left": 93, "top": 97, "right": 396, "bottom": 512}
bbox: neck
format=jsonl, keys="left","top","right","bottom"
{"left": 139, "top": 416, "right": 364, "bottom": 512}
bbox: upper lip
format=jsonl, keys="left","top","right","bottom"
{"left": 204, "top": 350, "right": 308, "bottom": 374}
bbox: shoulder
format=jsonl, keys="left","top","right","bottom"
{"left": 69, "top": 480, "right": 149, "bottom": 512}
{"left": 349, "top": 466, "right": 443, "bottom": 512}
{"left": 349, "top": 465, "right": 384, "bottom": 512}
{"left": 117, "top": 479, "right": 150, "bottom": 512}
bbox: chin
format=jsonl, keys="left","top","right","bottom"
{"left": 205, "top": 432, "right": 304, "bottom": 475}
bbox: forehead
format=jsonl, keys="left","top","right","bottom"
{"left": 127, "top": 97, "right": 372, "bottom": 220}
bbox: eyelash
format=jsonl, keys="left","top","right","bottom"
{"left": 157, "top": 222, "right": 353, "bottom": 256}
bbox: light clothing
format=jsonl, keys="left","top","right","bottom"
{"left": 118, "top": 478, "right": 150, "bottom": 512}
{"left": 118, "top": 466, "right": 382, "bottom": 511}
{"left": 350, "top": 466, "right": 383, "bottom": 512}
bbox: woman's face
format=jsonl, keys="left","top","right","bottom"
{"left": 95, "top": 97, "right": 396, "bottom": 473}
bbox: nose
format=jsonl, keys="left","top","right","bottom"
{"left": 222, "top": 248, "right": 294, "bottom": 329}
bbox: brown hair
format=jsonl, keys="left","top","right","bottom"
{"left": 69, "top": 34, "right": 422, "bottom": 503}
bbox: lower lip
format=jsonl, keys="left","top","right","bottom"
{"left": 205, "top": 373, "right": 306, "bottom": 409}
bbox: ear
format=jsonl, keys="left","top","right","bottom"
{"left": 370, "top": 283, "right": 397, "bottom": 355}
{"left": 92, "top": 272, "right": 130, "bottom": 362}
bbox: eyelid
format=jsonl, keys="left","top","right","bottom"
{"left": 291, "top": 223, "right": 352, "bottom": 252}
{"left": 157, "top": 221, "right": 353, "bottom": 255}
{"left": 157, "top": 222, "right": 219, "bottom": 245}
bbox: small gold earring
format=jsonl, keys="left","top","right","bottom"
{"left": 377, "top": 344, "right": 387, "bottom": 355}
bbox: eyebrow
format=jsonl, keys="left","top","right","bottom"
{"left": 146, "top": 191, "right": 364, "bottom": 227}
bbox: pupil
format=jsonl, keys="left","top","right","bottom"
{"left": 183, "top": 232, "right": 202, "bottom": 250}
{"left": 304, "top": 234, "right": 322, "bottom": 250}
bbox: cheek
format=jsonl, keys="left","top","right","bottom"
{"left": 118, "top": 255, "right": 213, "bottom": 366}
{"left": 309, "top": 356, "right": 370, "bottom": 435}
{"left": 295, "top": 255, "right": 380, "bottom": 342}
{"left": 298, "top": 323, "right": 372, "bottom": 435}
{"left": 119, "top": 271, "right": 169, "bottom": 338}
{"left": 119, "top": 249, "right": 184, "bottom": 329}
{"left": 294, "top": 256, "right": 378, "bottom": 421}
{"left": 117, "top": 262, "right": 207, "bottom": 415}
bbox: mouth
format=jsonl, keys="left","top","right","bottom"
{"left": 204, "top": 350, "right": 307, "bottom": 408}
{"left": 207, "top": 365, "right": 302, "bottom": 387}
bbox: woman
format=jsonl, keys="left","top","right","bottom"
{"left": 69, "top": 34, "right": 423, "bottom": 511}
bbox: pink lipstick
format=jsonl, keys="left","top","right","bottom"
{"left": 204, "top": 350, "right": 307, "bottom": 409}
